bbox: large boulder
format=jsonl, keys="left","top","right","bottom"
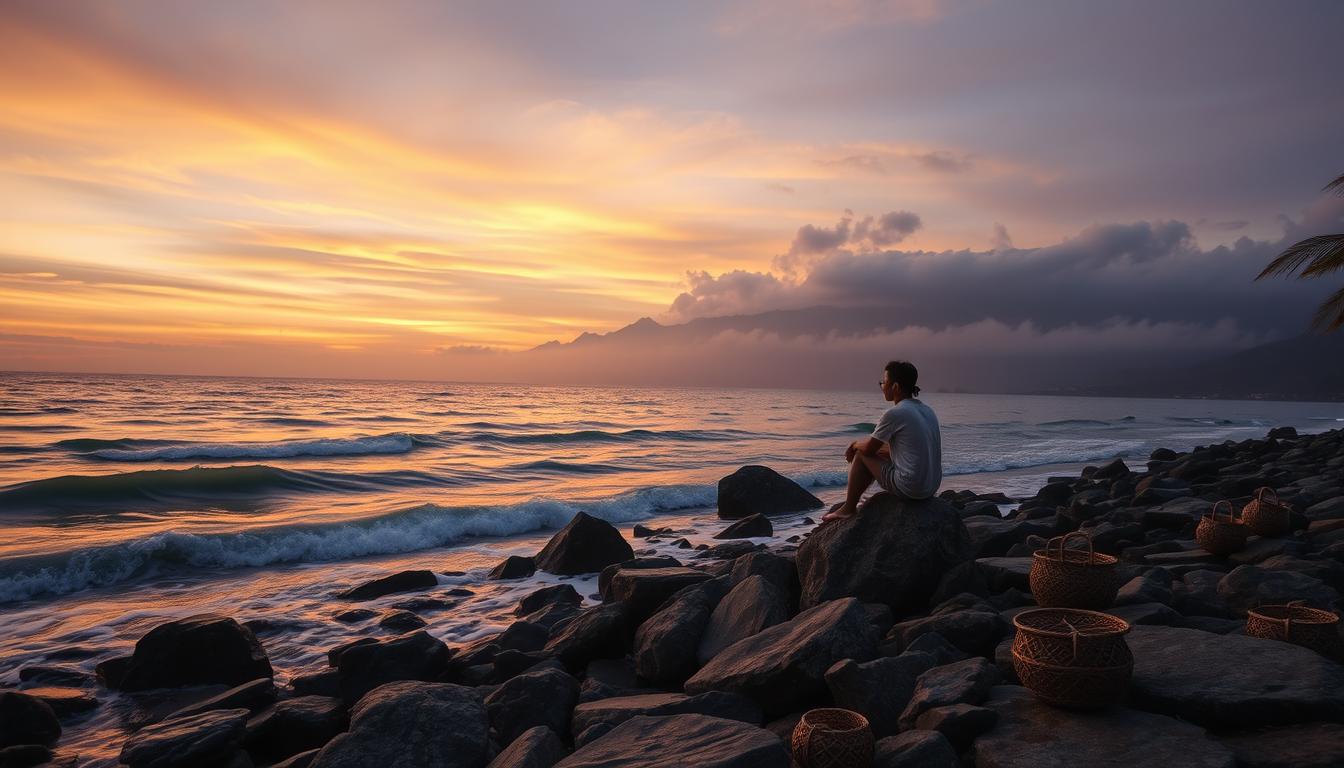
{"left": 514, "top": 584, "right": 583, "bottom": 617}
{"left": 873, "top": 730, "right": 958, "bottom": 768}
{"left": 165, "top": 678, "right": 277, "bottom": 721}
{"left": 633, "top": 578, "right": 729, "bottom": 685}
{"left": 796, "top": 495, "right": 972, "bottom": 613}
{"left": 1127, "top": 625, "right": 1344, "bottom": 728}
{"left": 243, "top": 696, "right": 346, "bottom": 765}
{"left": 335, "top": 630, "right": 452, "bottom": 706}
{"left": 311, "top": 682, "right": 489, "bottom": 768}
{"left": 1216, "top": 565, "right": 1340, "bottom": 616}
{"left": 120, "top": 708, "right": 250, "bottom": 768}
{"left": 485, "top": 666, "right": 579, "bottom": 746}
{"left": 486, "top": 726, "right": 566, "bottom": 768}
{"left": 604, "top": 567, "right": 713, "bottom": 625}
{"left": 544, "top": 602, "right": 631, "bottom": 670}
{"left": 898, "top": 658, "right": 999, "bottom": 730}
{"left": 571, "top": 692, "right": 761, "bottom": 735}
{"left": 972, "top": 686, "right": 1234, "bottom": 768}
{"left": 536, "top": 512, "right": 634, "bottom": 575}
{"left": 825, "top": 652, "right": 938, "bottom": 738}
{"left": 716, "top": 466, "right": 823, "bottom": 520}
{"left": 685, "top": 598, "right": 879, "bottom": 718}
{"left": 697, "top": 575, "right": 791, "bottom": 665}
{"left": 336, "top": 570, "right": 438, "bottom": 600}
{"left": 117, "top": 614, "right": 273, "bottom": 692}
{"left": 555, "top": 714, "right": 788, "bottom": 768}
{"left": 0, "top": 691, "right": 60, "bottom": 748}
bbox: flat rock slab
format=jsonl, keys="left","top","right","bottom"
{"left": 1127, "top": 625, "right": 1344, "bottom": 728}
{"left": 975, "top": 558, "right": 1031, "bottom": 592}
{"left": 972, "top": 686, "right": 1234, "bottom": 768}
{"left": 1217, "top": 722, "right": 1344, "bottom": 768}
{"left": 571, "top": 691, "right": 760, "bottom": 735}
{"left": 556, "top": 713, "right": 788, "bottom": 768}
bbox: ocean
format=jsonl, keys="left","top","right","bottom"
{"left": 1, "top": 370, "right": 1341, "bottom": 763}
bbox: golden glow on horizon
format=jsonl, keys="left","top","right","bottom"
{"left": 0, "top": 9, "right": 1019, "bottom": 377}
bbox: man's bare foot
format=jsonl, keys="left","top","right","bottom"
{"left": 819, "top": 502, "right": 856, "bottom": 524}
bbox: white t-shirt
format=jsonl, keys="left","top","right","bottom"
{"left": 871, "top": 398, "right": 942, "bottom": 499}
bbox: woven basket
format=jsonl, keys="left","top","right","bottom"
{"left": 1012, "top": 608, "right": 1132, "bottom": 710}
{"left": 791, "top": 708, "right": 873, "bottom": 768}
{"left": 1195, "top": 500, "right": 1249, "bottom": 556}
{"left": 1029, "top": 532, "right": 1120, "bottom": 609}
{"left": 1241, "top": 487, "right": 1292, "bottom": 537}
{"left": 1247, "top": 601, "right": 1343, "bottom": 658}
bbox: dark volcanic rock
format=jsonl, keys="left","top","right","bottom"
{"left": 1127, "top": 625, "right": 1344, "bottom": 728}
{"left": 1217, "top": 722, "right": 1344, "bottom": 768}
{"left": 335, "top": 630, "right": 452, "bottom": 706}
{"left": 972, "top": 685, "right": 1233, "bottom": 768}
{"left": 685, "top": 597, "right": 879, "bottom": 718}
{"left": 336, "top": 570, "right": 438, "bottom": 600}
{"left": 535, "top": 512, "right": 634, "bottom": 575}
{"left": 598, "top": 557, "right": 683, "bottom": 596}
{"left": 332, "top": 609, "right": 378, "bottom": 624}
{"left": 165, "top": 678, "right": 277, "bottom": 721}
{"left": 714, "top": 514, "right": 773, "bottom": 540}
{"left": 604, "top": 567, "right": 712, "bottom": 625}
{"left": 117, "top": 614, "right": 274, "bottom": 692}
{"left": 697, "top": 575, "right": 791, "bottom": 665}
{"left": 488, "top": 556, "right": 537, "bottom": 581}
{"left": 0, "top": 691, "right": 60, "bottom": 748}
{"left": 310, "top": 682, "right": 489, "bottom": 768}
{"left": 21, "top": 686, "right": 99, "bottom": 718}
{"left": 555, "top": 713, "right": 788, "bottom": 768}
{"left": 695, "top": 541, "right": 760, "bottom": 560}
{"left": 873, "top": 730, "right": 958, "bottom": 768}
{"left": 120, "top": 708, "right": 249, "bottom": 768}
{"left": 728, "top": 552, "right": 798, "bottom": 598}
{"left": 716, "top": 465, "right": 823, "bottom": 520}
{"left": 963, "top": 517, "right": 1057, "bottom": 559}
{"left": 914, "top": 704, "right": 998, "bottom": 751}
{"left": 571, "top": 691, "right": 761, "bottom": 735}
{"left": 903, "top": 633, "right": 970, "bottom": 665}
{"left": 0, "top": 745, "right": 53, "bottom": 768}
{"left": 632, "top": 578, "right": 729, "bottom": 685}
{"left": 1216, "top": 564, "right": 1339, "bottom": 616}
{"left": 95, "top": 654, "right": 132, "bottom": 689}
{"left": 825, "top": 652, "right": 938, "bottom": 738}
{"left": 327, "top": 638, "right": 378, "bottom": 667}
{"left": 485, "top": 666, "right": 579, "bottom": 746}
{"left": 515, "top": 584, "right": 583, "bottom": 616}
{"left": 16, "top": 665, "right": 91, "bottom": 688}
{"left": 243, "top": 696, "right": 346, "bottom": 765}
{"left": 378, "top": 610, "right": 427, "bottom": 632}
{"left": 485, "top": 726, "right": 565, "bottom": 768}
{"left": 898, "top": 657, "right": 1000, "bottom": 730}
{"left": 884, "top": 610, "right": 1004, "bottom": 657}
{"left": 544, "top": 602, "right": 631, "bottom": 670}
{"left": 796, "top": 494, "right": 972, "bottom": 613}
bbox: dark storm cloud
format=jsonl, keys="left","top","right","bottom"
{"left": 669, "top": 198, "right": 1344, "bottom": 339}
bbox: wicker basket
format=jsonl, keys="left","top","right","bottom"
{"left": 1246, "top": 601, "right": 1343, "bottom": 658}
{"left": 1012, "top": 608, "right": 1132, "bottom": 710}
{"left": 1195, "top": 500, "right": 1249, "bottom": 556}
{"left": 1029, "top": 532, "right": 1120, "bottom": 609}
{"left": 791, "top": 708, "right": 873, "bottom": 768}
{"left": 1241, "top": 487, "right": 1292, "bottom": 537}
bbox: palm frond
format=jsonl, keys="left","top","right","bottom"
{"left": 1257, "top": 235, "right": 1344, "bottom": 279}
{"left": 1325, "top": 173, "right": 1344, "bottom": 196}
{"left": 1311, "top": 284, "right": 1344, "bottom": 332}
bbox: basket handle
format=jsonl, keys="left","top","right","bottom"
{"left": 1048, "top": 531, "right": 1096, "bottom": 564}
{"left": 1256, "top": 487, "right": 1280, "bottom": 506}
{"left": 1210, "top": 500, "right": 1237, "bottom": 523}
{"left": 1061, "top": 617, "right": 1082, "bottom": 664}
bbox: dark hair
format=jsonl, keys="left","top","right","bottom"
{"left": 884, "top": 360, "right": 920, "bottom": 397}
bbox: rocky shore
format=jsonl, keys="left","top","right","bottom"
{"left": 5, "top": 426, "right": 1344, "bottom": 767}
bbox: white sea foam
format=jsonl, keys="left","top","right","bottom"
{"left": 0, "top": 482, "right": 717, "bottom": 602}
{"left": 90, "top": 433, "right": 417, "bottom": 461}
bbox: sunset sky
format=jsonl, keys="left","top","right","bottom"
{"left": 1, "top": 0, "right": 1342, "bottom": 382}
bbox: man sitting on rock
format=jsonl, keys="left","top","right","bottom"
{"left": 820, "top": 360, "right": 942, "bottom": 523}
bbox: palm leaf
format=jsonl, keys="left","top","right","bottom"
{"left": 1257, "top": 234, "right": 1344, "bottom": 279}
{"left": 1326, "top": 173, "right": 1344, "bottom": 196}
{"left": 1311, "top": 284, "right": 1344, "bottom": 332}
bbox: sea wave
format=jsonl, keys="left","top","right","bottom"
{"left": 944, "top": 439, "right": 1149, "bottom": 475}
{"left": 81, "top": 433, "right": 418, "bottom": 461}
{"left": 0, "top": 484, "right": 718, "bottom": 602}
{"left": 474, "top": 428, "right": 753, "bottom": 445}
{"left": 1037, "top": 419, "right": 1113, "bottom": 427}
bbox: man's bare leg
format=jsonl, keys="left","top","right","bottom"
{"left": 821, "top": 453, "right": 886, "bottom": 522}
